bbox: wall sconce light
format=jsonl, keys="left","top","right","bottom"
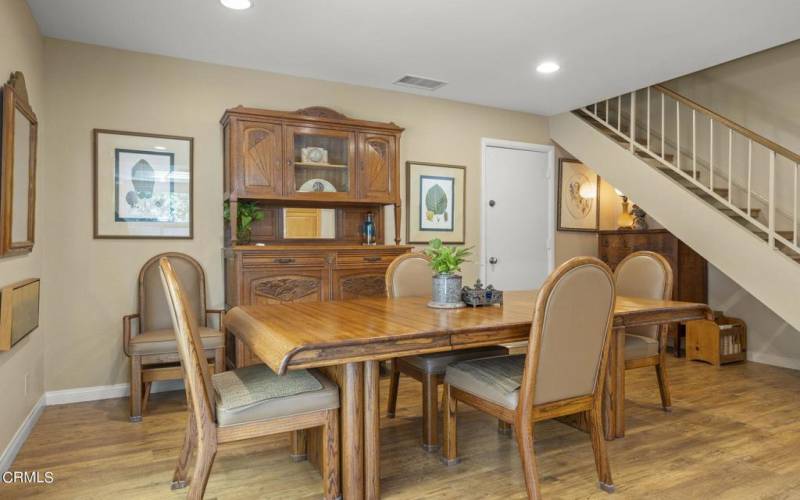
{"left": 579, "top": 183, "right": 597, "bottom": 199}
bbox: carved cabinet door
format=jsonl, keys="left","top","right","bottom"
{"left": 332, "top": 268, "right": 388, "bottom": 300}
{"left": 235, "top": 120, "right": 283, "bottom": 197}
{"left": 236, "top": 266, "right": 328, "bottom": 367}
{"left": 358, "top": 133, "right": 396, "bottom": 203}
{"left": 244, "top": 267, "right": 329, "bottom": 305}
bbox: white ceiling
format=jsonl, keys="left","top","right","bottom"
{"left": 27, "top": 0, "right": 800, "bottom": 115}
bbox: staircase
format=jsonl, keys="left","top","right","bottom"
{"left": 550, "top": 84, "right": 800, "bottom": 331}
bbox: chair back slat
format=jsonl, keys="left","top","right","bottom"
{"left": 614, "top": 251, "right": 673, "bottom": 339}
{"left": 518, "top": 257, "right": 616, "bottom": 412}
{"left": 140, "top": 252, "right": 207, "bottom": 331}
{"left": 385, "top": 253, "right": 432, "bottom": 298}
{"left": 158, "top": 257, "right": 217, "bottom": 428}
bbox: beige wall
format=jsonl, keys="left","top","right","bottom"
{"left": 0, "top": 0, "right": 46, "bottom": 457}
{"left": 41, "top": 39, "right": 552, "bottom": 391}
{"left": 666, "top": 40, "right": 800, "bottom": 369}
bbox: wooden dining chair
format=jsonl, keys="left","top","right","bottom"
{"left": 442, "top": 257, "right": 616, "bottom": 498}
{"left": 123, "top": 252, "right": 225, "bottom": 422}
{"left": 614, "top": 251, "right": 674, "bottom": 411}
{"left": 385, "top": 252, "right": 507, "bottom": 450}
{"left": 158, "top": 257, "right": 340, "bottom": 500}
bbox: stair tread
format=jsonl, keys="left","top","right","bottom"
{"left": 722, "top": 208, "right": 761, "bottom": 217}
{"left": 637, "top": 151, "right": 675, "bottom": 161}
{"left": 662, "top": 167, "right": 702, "bottom": 179}
{"left": 608, "top": 133, "right": 649, "bottom": 144}
{"left": 780, "top": 246, "right": 800, "bottom": 261}
{"left": 688, "top": 185, "right": 728, "bottom": 195}
{"left": 721, "top": 208, "right": 761, "bottom": 216}
{"left": 751, "top": 229, "right": 795, "bottom": 241}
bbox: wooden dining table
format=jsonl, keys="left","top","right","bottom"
{"left": 225, "top": 290, "right": 712, "bottom": 500}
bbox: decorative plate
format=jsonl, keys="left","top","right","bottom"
{"left": 298, "top": 178, "right": 336, "bottom": 193}
{"left": 301, "top": 147, "right": 328, "bottom": 164}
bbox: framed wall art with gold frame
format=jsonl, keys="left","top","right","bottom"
{"left": 557, "top": 158, "right": 600, "bottom": 232}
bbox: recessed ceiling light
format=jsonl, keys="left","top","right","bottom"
{"left": 220, "top": 0, "right": 252, "bottom": 10}
{"left": 153, "top": 146, "right": 167, "bottom": 150}
{"left": 536, "top": 61, "right": 560, "bottom": 74}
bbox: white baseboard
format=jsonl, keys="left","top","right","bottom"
{"left": 0, "top": 394, "right": 45, "bottom": 473}
{"left": 45, "top": 379, "right": 184, "bottom": 406}
{"left": 748, "top": 352, "right": 800, "bottom": 371}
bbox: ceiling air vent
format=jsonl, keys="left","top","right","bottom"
{"left": 393, "top": 75, "right": 447, "bottom": 91}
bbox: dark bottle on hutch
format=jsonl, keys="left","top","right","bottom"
{"left": 362, "top": 212, "right": 376, "bottom": 246}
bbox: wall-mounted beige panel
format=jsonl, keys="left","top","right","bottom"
{"left": 0, "top": 278, "right": 40, "bottom": 351}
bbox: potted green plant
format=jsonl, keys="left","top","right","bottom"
{"left": 223, "top": 201, "right": 264, "bottom": 244}
{"left": 424, "top": 238, "right": 472, "bottom": 308}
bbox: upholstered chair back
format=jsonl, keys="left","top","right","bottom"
{"left": 614, "top": 251, "right": 673, "bottom": 339}
{"left": 519, "top": 257, "right": 615, "bottom": 408}
{"left": 139, "top": 252, "right": 207, "bottom": 331}
{"left": 385, "top": 253, "right": 432, "bottom": 298}
{"left": 158, "top": 257, "right": 217, "bottom": 425}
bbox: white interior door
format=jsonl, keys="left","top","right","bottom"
{"left": 482, "top": 142, "right": 554, "bottom": 291}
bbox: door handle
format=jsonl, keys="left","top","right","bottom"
{"left": 363, "top": 256, "right": 382, "bottom": 262}
{"left": 274, "top": 258, "right": 295, "bottom": 264}
{"left": 488, "top": 257, "right": 498, "bottom": 265}
{"left": 488, "top": 200, "right": 496, "bottom": 207}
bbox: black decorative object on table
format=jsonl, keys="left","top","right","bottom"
{"left": 461, "top": 279, "right": 503, "bottom": 307}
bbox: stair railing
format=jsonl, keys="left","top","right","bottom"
{"left": 580, "top": 85, "right": 800, "bottom": 259}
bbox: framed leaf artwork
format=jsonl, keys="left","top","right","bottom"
{"left": 557, "top": 158, "right": 599, "bottom": 232}
{"left": 406, "top": 161, "right": 465, "bottom": 244}
{"left": 93, "top": 129, "right": 193, "bottom": 239}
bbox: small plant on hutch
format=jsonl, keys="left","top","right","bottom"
{"left": 223, "top": 201, "right": 264, "bottom": 244}
{"left": 425, "top": 238, "right": 471, "bottom": 308}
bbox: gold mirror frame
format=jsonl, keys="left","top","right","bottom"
{"left": 0, "top": 71, "right": 37, "bottom": 256}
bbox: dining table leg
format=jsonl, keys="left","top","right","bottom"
{"left": 364, "top": 360, "right": 381, "bottom": 500}
{"left": 603, "top": 327, "right": 626, "bottom": 440}
{"left": 613, "top": 327, "right": 626, "bottom": 439}
{"left": 341, "top": 362, "right": 364, "bottom": 500}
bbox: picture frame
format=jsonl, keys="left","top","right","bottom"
{"left": 406, "top": 161, "right": 465, "bottom": 244}
{"left": 557, "top": 158, "right": 600, "bottom": 232}
{"left": 93, "top": 129, "right": 193, "bottom": 239}
{"left": 0, "top": 71, "right": 38, "bottom": 257}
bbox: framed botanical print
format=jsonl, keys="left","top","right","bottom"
{"left": 93, "top": 129, "right": 193, "bottom": 239}
{"left": 406, "top": 161, "right": 465, "bottom": 244}
{"left": 557, "top": 158, "right": 599, "bottom": 232}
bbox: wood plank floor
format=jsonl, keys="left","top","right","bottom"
{"left": 5, "top": 357, "right": 800, "bottom": 499}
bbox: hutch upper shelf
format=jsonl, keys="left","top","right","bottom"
{"left": 221, "top": 106, "right": 403, "bottom": 205}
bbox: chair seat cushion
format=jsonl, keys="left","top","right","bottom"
{"left": 129, "top": 327, "right": 224, "bottom": 355}
{"left": 444, "top": 354, "right": 525, "bottom": 410}
{"left": 213, "top": 366, "right": 339, "bottom": 427}
{"left": 401, "top": 346, "right": 509, "bottom": 375}
{"left": 625, "top": 334, "right": 659, "bottom": 360}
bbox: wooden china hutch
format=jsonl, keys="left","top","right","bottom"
{"left": 221, "top": 105, "right": 411, "bottom": 368}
